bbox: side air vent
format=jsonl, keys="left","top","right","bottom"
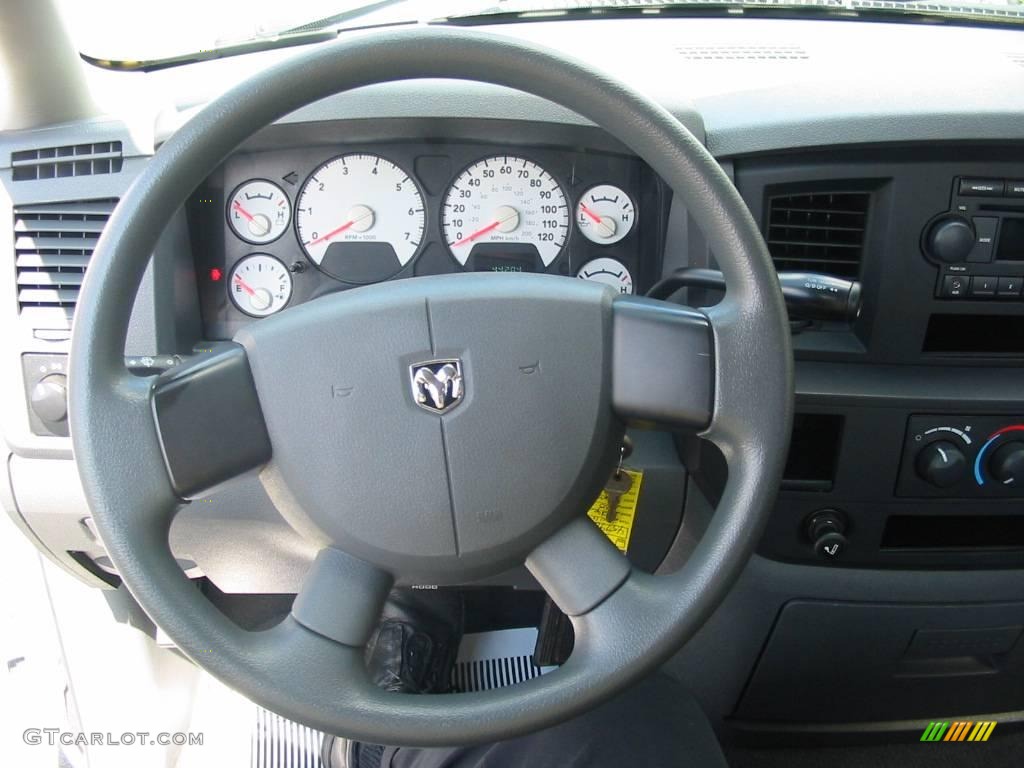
{"left": 13, "top": 199, "right": 117, "bottom": 329}
{"left": 766, "top": 191, "right": 870, "bottom": 278}
{"left": 11, "top": 142, "right": 123, "bottom": 182}
{"left": 676, "top": 45, "right": 808, "bottom": 61}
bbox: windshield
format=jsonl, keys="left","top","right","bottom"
{"left": 67, "top": 0, "right": 1024, "bottom": 64}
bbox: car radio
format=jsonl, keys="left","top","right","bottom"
{"left": 923, "top": 177, "right": 1024, "bottom": 300}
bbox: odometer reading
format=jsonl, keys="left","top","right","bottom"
{"left": 442, "top": 156, "right": 569, "bottom": 267}
{"left": 295, "top": 154, "right": 425, "bottom": 281}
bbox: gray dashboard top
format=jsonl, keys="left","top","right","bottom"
{"left": 5, "top": 17, "right": 1024, "bottom": 167}
{"left": 132, "top": 17, "right": 1024, "bottom": 157}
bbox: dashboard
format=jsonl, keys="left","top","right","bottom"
{"left": 6, "top": 12, "right": 1024, "bottom": 739}
{"left": 188, "top": 128, "right": 668, "bottom": 339}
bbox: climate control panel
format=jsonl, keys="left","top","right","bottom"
{"left": 897, "top": 415, "right": 1024, "bottom": 498}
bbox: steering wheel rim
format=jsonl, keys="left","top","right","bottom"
{"left": 69, "top": 28, "right": 792, "bottom": 745}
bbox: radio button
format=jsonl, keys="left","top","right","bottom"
{"left": 967, "top": 217, "right": 998, "bottom": 263}
{"left": 941, "top": 275, "right": 968, "bottom": 298}
{"left": 970, "top": 275, "right": 998, "bottom": 297}
{"left": 959, "top": 178, "right": 1004, "bottom": 196}
{"left": 997, "top": 276, "right": 1023, "bottom": 298}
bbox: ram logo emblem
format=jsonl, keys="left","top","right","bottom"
{"left": 410, "top": 359, "right": 464, "bottom": 414}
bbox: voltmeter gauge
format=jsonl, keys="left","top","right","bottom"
{"left": 577, "top": 257, "right": 634, "bottom": 295}
{"left": 576, "top": 184, "right": 635, "bottom": 245}
{"left": 227, "top": 180, "right": 291, "bottom": 244}
{"left": 228, "top": 254, "right": 293, "bottom": 317}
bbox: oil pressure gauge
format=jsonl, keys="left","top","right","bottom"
{"left": 227, "top": 180, "right": 291, "bottom": 244}
{"left": 228, "top": 254, "right": 293, "bottom": 317}
{"left": 576, "top": 184, "right": 635, "bottom": 245}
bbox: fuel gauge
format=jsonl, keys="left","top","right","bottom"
{"left": 227, "top": 180, "right": 291, "bottom": 244}
{"left": 228, "top": 254, "right": 293, "bottom": 317}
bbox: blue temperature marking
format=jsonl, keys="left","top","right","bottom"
{"left": 973, "top": 437, "right": 997, "bottom": 486}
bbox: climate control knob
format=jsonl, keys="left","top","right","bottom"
{"left": 916, "top": 440, "right": 967, "bottom": 488}
{"left": 923, "top": 215, "right": 975, "bottom": 264}
{"left": 988, "top": 441, "right": 1024, "bottom": 487}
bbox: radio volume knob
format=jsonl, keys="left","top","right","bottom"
{"left": 924, "top": 215, "right": 976, "bottom": 264}
{"left": 916, "top": 440, "right": 967, "bottom": 487}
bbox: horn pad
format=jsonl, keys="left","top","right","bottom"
{"left": 235, "top": 274, "right": 621, "bottom": 583}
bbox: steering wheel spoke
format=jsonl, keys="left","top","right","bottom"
{"left": 526, "top": 518, "right": 631, "bottom": 617}
{"left": 291, "top": 547, "right": 394, "bottom": 647}
{"left": 150, "top": 343, "right": 271, "bottom": 499}
{"left": 611, "top": 296, "right": 714, "bottom": 431}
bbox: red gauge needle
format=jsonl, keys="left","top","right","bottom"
{"left": 232, "top": 200, "right": 257, "bottom": 223}
{"left": 579, "top": 203, "right": 603, "bottom": 224}
{"left": 233, "top": 274, "right": 256, "bottom": 296}
{"left": 308, "top": 219, "right": 357, "bottom": 247}
{"left": 450, "top": 220, "right": 501, "bottom": 248}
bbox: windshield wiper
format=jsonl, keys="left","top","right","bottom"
{"left": 438, "top": 0, "right": 1024, "bottom": 26}
{"left": 81, "top": 0, "right": 412, "bottom": 73}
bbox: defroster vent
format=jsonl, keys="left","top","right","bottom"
{"left": 13, "top": 199, "right": 117, "bottom": 329}
{"left": 12, "top": 142, "right": 123, "bottom": 181}
{"left": 766, "top": 191, "right": 870, "bottom": 278}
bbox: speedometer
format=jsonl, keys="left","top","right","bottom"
{"left": 295, "top": 153, "right": 425, "bottom": 283}
{"left": 442, "top": 156, "right": 569, "bottom": 268}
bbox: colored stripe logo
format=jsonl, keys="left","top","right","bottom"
{"left": 920, "top": 721, "right": 996, "bottom": 742}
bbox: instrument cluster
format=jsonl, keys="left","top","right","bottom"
{"left": 190, "top": 140, "right": 665, "bottom": 338}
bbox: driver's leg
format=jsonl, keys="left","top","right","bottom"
{"left": 378, "top": 673, "right": 727, "bottom": 768}
{"left": 322, "top": 588, "right": 726, "bottom": 768}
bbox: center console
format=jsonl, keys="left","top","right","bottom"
{"left": 706, "top": 145, "right": 1024, "bottom": 572}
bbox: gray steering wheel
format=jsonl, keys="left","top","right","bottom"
{"left": 69, "top": 29, "right": 792, "bottom": 745}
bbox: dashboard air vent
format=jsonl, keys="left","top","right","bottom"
{"left": 13, "top": 199, "right": 117, "bottom": 328}
{"left": 676, "top": 45, "right": 808, "bottom": 61}
{"left": 766, "top": 191, "right": 870, "bottom": 279}
{"left": 11, "top": 142, "right": 123, "bottom": 182}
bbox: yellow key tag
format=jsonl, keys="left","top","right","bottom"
{"left": 587, "top": 469, "right": 643, "bottom": 553}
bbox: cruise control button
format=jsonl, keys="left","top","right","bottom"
{"left": 942, "top": 275, "right": 968, "bottom": 298}
{"left": 997, "top": 276, "right": 1023, "bottom": 297}
{"left": 959, "top": 178, "right": 1004, "bottom": 197}
{"left": 970, "top": 275, "right": 997, "bottom": 297}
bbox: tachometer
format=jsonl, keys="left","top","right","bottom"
{"left": 295, "top": 154, "right": 425, "bottom": 283}
{"left": 442, "top": 156, "right": 569, "bottom": 268}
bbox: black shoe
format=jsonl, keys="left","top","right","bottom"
{"left": 365, "top": 587, "right": 464, "bottom": 694}
{"left": 322, "top": 590, "right": 464, "bottom": 767}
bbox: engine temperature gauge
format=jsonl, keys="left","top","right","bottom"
{"left": 227, "top": 180, "right": 291, "bottom": 244}
{"left": 576, "top": 184, "right": 635, "bottom": 245}
{"left": 577, "top": 257, "right": 634, "bottom": 295}
{"left": 228, "top": 254, "right": 293, "bottom": 317}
